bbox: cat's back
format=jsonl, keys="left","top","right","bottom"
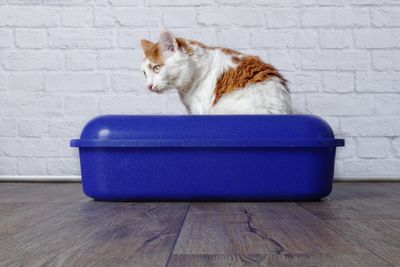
{"left": 178, "top": 38, "right": 292, "bottom": 114}
{"left": 209, "top": 51, "right": 292, "bottom": 114}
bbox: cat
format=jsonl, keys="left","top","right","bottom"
{"left": 140, "top": 30, "right": 292, "bottom": 114}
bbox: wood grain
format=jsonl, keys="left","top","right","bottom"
{"left": 0, "top": 183, "right": 86, "bottom": 203}
{"left": 300, "top": 182, "right": 400, "bottom": 220}
{"left": 168, "top": 254, "right": 391, "bottom": 267}
{"left": 0, "top": 185, "right": 189, "bottom": 267}
{"left": 1, "top": 182, "right": 399, "bottom": 267}
{"left": 325, "top": 219, "right": 400, "bottom": 266}
{"left": 173, "top": 202, "right": 370, "bottom": 256}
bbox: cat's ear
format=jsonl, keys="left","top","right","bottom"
{"left": 141, "top": 39, "right": 154, "bottom": 52}
{"left": 159, "top": 30, "right": 177, "bottom": 53}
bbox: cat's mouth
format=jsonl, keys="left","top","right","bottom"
{"left": 150, "top": 86, "right": 168, "bottom": 94}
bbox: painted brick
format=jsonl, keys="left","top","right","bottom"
{"left": 217, "top": 30, "right": 250, "bottom": 49}
{"left": 393, "top": 138, "right": 400, "bottom": 158}
{"left": 358, "top": 137, "right": 390, "bottom": 159}
{"left": 0, "top": 118, "right": 16, "bottom": 137}
{"left": 0, "top": 95, "right": 63, "bottom": 117}
{"left": 65, "top": 51, "right": 97, "bottom": 71}
{"left": 146, "top": 0, "right": 213, "bottom": 6}
{"left": 371, "top": 8, "right": 400, "bottom": 27}
{"left": 61, "top": 7, "right": 93, "bottom": 27}
{"left": 42, "top": 0, "right": 92, "bottom": 5}
{"left": 18, "top": 119, "right": 49, "bottom": 138}
{"left": 269, "top": 50, "right": 300, "bottom": 71}
{"left": 266, "top": 8, "right": 300, "bottom": 28}
{"left": 109, "top": 0, "right": 141, "bottom": 6}
{"left": 252, "top": 30, "right": 293, "bottom": 49}
{"left": 45, "top": 73, "right": 108, "bottom": 92}
{"left": 301, "top": 51, "right": 336, "bottom": 70}
{"left": 336, "top": 137, "right": 356, "bottom": 159}
{"left": 164, "top": 29, "right": 218, "bottom": 46}
{"left": 118, "top": 29, "right": 149, "bottom": 49}
{"left": 48, "top": 29, "right": 115, "bottom": 48}
{"left": 301, "top": 8, "right": 369, "bottom": 27}
{"left": 0, "top": 73, "right": 9, "bottom": 91}
{"left": 0, "top": 1, "right": 399, "bottom": 180}
{"left": 0, "top": 7, "right": 60, "bottom": 27}
{"left": 0, "top": 158, "right": 17, "bottom": 175}
{"left": 354, "top": 29, "right": 400, "bottom": 49}
{"left": 47, "top": 158, "right": 81, "bottom": 175}
{"left": 18, "top": 158, "right": 47, "bottom": 175}
{"left": 0, "top": 30, "right": 12, "bottom": 48}
{"left": 341, "top": 117, "right": 400, "bottom": 137}
{"left": 9, "top": 72, "right": 43, "bottom": 91}
{"left": 307, "top": 94, "right": 373, "bottom": 116}
{"left": 249, "top": 0, "right": 298, "bottom": 6}
{"left": 322, "top": 72, "right": 354, "bottom": 93}
{"left": 3, "top": 51, "right": 64, "bottom": 71}
{"left": 0, "top": 139, "right": 63, "bottom": 158}
{"left": 15, "top": 29, "right": 47, "bottom": 48}
{"left": 8, "top": 0, "right": 41, "bottom": 4}
{"left": 356, "top": 72, "right": 400, "bottom": 93}
{"left": 291, "top": 94, "right": 307, "bottom": 114}
{"left": 64, "top": 96, "right": 99, "bottom": 117}
{"left": 166, "top": 92, "right": 188, "bottom": 114}
{"left": 49, "top": 119, "right": 87, "bottom": 138}
{"left": 111, "top": 71, "right": 145, "bottom": 93}
{"left": 98, "top": 50, "right": 142, "bottom": 70}
{"left": 372, "top": 51, "right": 400, "bottom": 71}
{"left": 287, "top": 72, "right": 321, "bottom": 92}
{"left": 252, "top": 30, "right": 318, "bottom": 49}
{"left": 163, "top": 8, "right": 196, "bottom": 28}
{"left": 198, "top": 8, "right": 264, "bottom": 26}
{"left": 374, "top": 95, "right": 400, "bottom": 115}
{"left": 319, "top": 30, "right": 352, "bottom": 49}
{"left": 99, "top": 94, "right": 168, "bottom": 114}
{"left": 342, "top": 160, "right": 400, "bottom": 177}
{"left": 113, "top": 8, "right": 162, "bottom": 27}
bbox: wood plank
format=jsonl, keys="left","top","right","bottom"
{"left": 300, "top": 182, "right": 400, "bottom": 220}
{"left": 0, "top": 202, "right": 74, "bottom": 239}
{"left": 1, "top": 182, "right": 400, "bottom": 266}
{"left": 172, "top": 202, "right": 375, "bottom": 257}
{"left": 0, "top": 202, "right": 189, "bottom": 267}
{"left": 325, "top": 219, "right": 400, "bottom": 266}
{"left": 0, "top": 183, "right": 86, "bottom": 203}
{"left": 168, "top": 254, "right": 391, "bottom": 267}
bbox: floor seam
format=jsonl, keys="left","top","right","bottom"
{"left": 165, "top": 202, "right": 191, "bottom": 267}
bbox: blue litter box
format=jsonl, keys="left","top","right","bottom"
{"left": 70, "top": 115, "right": 344, "bottom": 201}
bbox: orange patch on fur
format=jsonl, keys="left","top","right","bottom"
{"left": 213, "top": 56, "right": 288, "bottom": 106}
{"left": 176, "top": 38, "right": 194, "bottom": 55}
{"left": 141, "top": 40, "right": 164, "bottom": 65}
{"left": 141, "top": 38, "right": 196, "bottom": 64}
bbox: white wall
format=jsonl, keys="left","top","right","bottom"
{"left": 0, "top": 0, "right": 399, "bottom": 180}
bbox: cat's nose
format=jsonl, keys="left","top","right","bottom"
{"left": 147, "top": 84, "right": 153, "bottom": 91}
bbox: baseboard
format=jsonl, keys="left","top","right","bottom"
{"left": 0, "top": 176, "right": 81, "bottom": 182}
{"left": 334, "top": 176, "right": 400, "bottom": 182}
{"left": 0, "top": 175, "right": 399, "bottom": 183}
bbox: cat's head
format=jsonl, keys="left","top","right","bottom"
{"left": 140, "top": 30, "right": 194, "bottom": 94}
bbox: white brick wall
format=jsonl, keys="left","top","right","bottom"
{"left": 0, "top": 0, "right": 399, "bottom": 180}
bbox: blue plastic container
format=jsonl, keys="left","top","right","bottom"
{"left": 71, "top": 115, "right": 344, "bottom": 201}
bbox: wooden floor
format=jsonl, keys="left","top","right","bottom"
{"left": 0, "top": 183, "right": 399, "bottom": 267}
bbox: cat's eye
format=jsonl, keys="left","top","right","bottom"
{"left": 153, "top": 65, "right": 160, "bottom": 73}
{"left": 143, "top": 71, "right": 146, "bottom": 78}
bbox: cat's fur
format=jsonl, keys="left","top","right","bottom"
{"left": 141, "top": 30, "right": 292, "bottom": 114}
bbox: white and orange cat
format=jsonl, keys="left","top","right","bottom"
{"left": 141, "top": 30, "right": 292, "bottom": 114}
